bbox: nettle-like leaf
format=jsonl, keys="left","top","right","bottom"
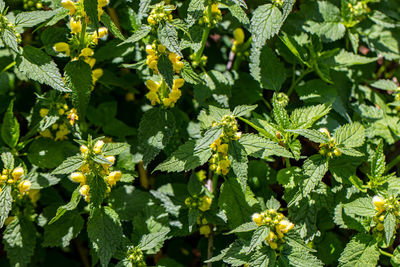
{"left": 333, "top": 122, "right": 365, "bottom": 148}
{"left": 0, "top": 185, "right": 12, "bottom": 228}
{"left": 1, "top": 101, "right": 20, "bottom": 148}
{"left": 228, "top": 140, "right": 248, "bottom": 188}
{"left": 247, "top": 226, "right": 270, "bottom": 253}
{"left": 83, "top": 0, "right": 99, "bottom": 30}
{"left": 120, "top": 24, "right": 151, "bottom": 45}
{"left": 17, "top": 46, "right": 67, "bottom": 92}
{"left": 157, "top": 54, "right": 174, "bottom": 88}
{"left": 88, "top": 207, "right": 123, "bottom": 267}
{"left": 15, "top": 9, "right": 61, "bottom": 28}
{"left": 49, "top": 188, "right": 82, "bottom": 224}
{"left": 158, "top": 22, "right": 182, "bottom": 57}
{"left": 64, "top": 60, "right": 93, "bottom": 117}
{"left": 338, "top": 234, "right": 380, "bottom": 267}
{"left": 138, "top": 107, "right": 176, "bottom": 167}
{"left": 52, "top": 155, "right": 84, "bottom": 175}
{"left": 300, "top": 154, "right": 328, "bottom": 197}
{"left": 100, "top": 13, "right": 125, "bottom": 40}
{"left": 370, "top": 140, "right": 385, "bottom": 179}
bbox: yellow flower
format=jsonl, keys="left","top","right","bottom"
{"left": 157, "top": 44, "right": 166, "bottom": 53}
{"left": 40, "top": 129, "right": 53, "bottom": 139}
{"left": 146, "top": 80, "right": 160, "bottom": 92}
{"left": 107, "top": 171, "right": 122, "bottom": 187}
{"left": 70, "top": 172, "right": 86, "bottom": 185}
{"left": 98, "top": 0, "right": 109, "bottom": 8}
{"left": 373, "top": 196, "right": 385, "bottom": 212}
{"left": 252, "top": 213, "right": 263, "bottom": 226}
{"left": 80, "top": 145, "right": 88, "bottom": 155}
{"left": 80, "top": 48, "right": 94, "bottom": 57}
{"left": 172, "top": 78, "right": 185, "bottom": 89}
{"left": 163, "top": 98, "right": 173, "bottom": 107}
{"left": 92, "top": 68, "right": 103, "bottom": 84}
{"left": 39, "top": 108, "right": 49, "bottom": 118}
{"left": 58, "top": 108, "right": 65, "bottom": 115}
{"left": 78, "top": 163, "right": 90, "bottom": 174}
{"left": 61, "top": 0, "right": 76, "bottom": 15}
{"left": 173, "top": 61, "right": 184, "bottom": 73}
{"left": 199, "top": 225, "right": 211, "bottom": 236}
{"left": 18, "top": 180, "right": 31, "bottom": 195}
{"left": 233, "top": 28, "right": 245, "bottom": 45}
{"left": 79, "top": 184, "right": 90, "bottom": 196}
{"left": 70, "top": 18, "right": 82, "bottom": 34}
{"left": 168, "top": 53, "right": 181, "bottom": 63}
{"left": 211, "top": 4, "right": 221, "bottom": 14}
{"left": 53, "top": 42, "right": 70, "bottom": 56}
{"left": 168, "top": 89, "right": 181, "bottom": 102}
{"left": 105, "top": 156, "right": 116, "bottom": 166}
{"left": 198, "top": 196, "right": 212, "bottom": 212}
{"left": 93, "top": 140, "right": 105, "bottom": 154}
{"left": 67, "top": 108, "right": 79, "bottom": 126}
{"left": 98, "top": 7, "right": 104, "bottom": 21}
{"left": 85, "top": 57, "right": 96, "bottom": 68}
{"left": 98, "top": 27, "right": 108, "bottom": 38}
{"left": 146, "top": 91, "right": 160, "bottom": 105}
{"left": 147, "top": 15, "right": 156, "bottom": 25}
{"left": 217, "top": 143, "right": 228, "bottom": 155}
{"left": 12, "top": 167, "right": 24, "bottom": 180}
{"left": 146, "top": 44, "right": 156, "bottom": 55}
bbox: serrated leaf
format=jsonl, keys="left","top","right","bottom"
{"left": 233, "top": 104, "right": 257, "bottom": 117}
{"left": 1, "top": 28, "right": 19, "bottom": 53}
{"left": 194, "top": 125, "right": 223, "bottom": 153}
{"left": 154, "top": 139, "right": 212, "bottom": 173}
{"left": 272, "top": 94, "right": 290, "bottom": 129}
{"left": 370, "top": 140, "right": 385, "bottom": 178}
{"left": 250, "top": 4, "right": 282, "bottom": 49}
{"left": 186, "top": 0, "right": 205, "bottom": 26}
{"left": 52, "top": 155, "right": 84, "bottom": 175}
{"left": 334, "top": 122, "right": 365, "bottom": 148}
{"left": 301, "top": 154, "right": 328, "bottom": 196}
{"left": 158, "top": 22, "right": 182, "bottom": 57}
{"left": 287, "top": 129, "right": 329, "bottom": 144}
{"left": 238, "top": 133, "right": 292, "bottom": 158}
{"left": 1, "top": 152, "right": 14, "bottom": 169}
{"left": 266, "top": 196, "right": 280, "bottom": 210}
{"left": 157, "top": 54, "right": 174, "bottom": 88}
{"left": 228, "top": 140, "right": 248, "bottom": 187}
{"left": 290, "top": 104, "right": 331, "bottom": 129}
{"left": 88, "top": 207, "right": 123, "bottom": 267}
{"left": 101, "top": 142, "right": 129, "bottom": 155}
{"left": 15, "top": 9, "right": 61, "bottom": 28}
{"left": 1, "top": 100, "right": 19, "bottom": 148}
{"left": 138, "top": 229, "right": 169, "bottom": 251}
{"left": 226, "top": 222, "right": 258, "bottom": 234}
{"left": 64, "top": 60, "right": 92, "bottom": 117}
{"left": 338, "top": 234, "right": 379, "bottom": 267}
{"left": 87, "top": 173, "right": 107, "bottom": 207}
{"left": 334, "top": 50, "right": 377, "bottom": 66}
{"left": 279, "top": 240, "right": 323, "bottom": 267}
{"left": 119, "top": 24, "right": 151, "bottom": 45}
{"left": 49, "top": 188, "right": 82, "bottom": 224}
{"left": 17, "top": 46, "right": 67, "bottom": 92}
{"left": 371, "top": 79, "right": 397, "bottom": 91}
{"left": 339, "top": 147, "right": 364, "bottom": 157}
{"left": 43, "top": 211, "right": 84, "bottom": 248}
{"left": 0, "top": 185, "right": 12, "bottom": 228}
{"left": 83, "top": 0, "right": 99, "bottom": 30}
{"left": 222, "top": 1, "right": 249, "bottom": 26}
{"left": 343, "top": 197, "right": 376, "bottom": 217}
{"left": 100, "top": 13, "right": 125, "bottom": 40}
{"left": 3, "top": 217, "right": 36, "bottom": 267}
{"left": 384, "top": 212, "right": 396, "bottom": 245}
{"left": 138, "top": 108, "right": 176, "bottom": 167}
{"left": 247, "top": 226, "right": 269, "bottom": 254}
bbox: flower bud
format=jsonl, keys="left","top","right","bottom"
{"left": 53, "top": 42, "right": 70, "bottom": 56}
{"left": 79, "top": 184, "right": 90, "bottom": 196}
{"left": 198, "top": 196, "right": 212, "bottom": 212}
{"left": 93, "top": 140, "right": 104, "bottom": 154}
{"left": 373, "top": 196, "right": 385, "bottom": 212}
{"left": 278, "top": 219, "right": 294, "bottom": 233}
{"left": 12, "top": 167, "right": 24, "bottom": 180}
{"left": 98, "top": 27, "right": 108, "bottom": 38}
{"left": 70, "top": 172, "right": 86, "bottom": 184}
{"left": 80, "top": 48, "right": 94, "bottom": 57}
{"left": 233, "top": 28, "right": 245, "bottom": 45}
{"left": 70, "top": 18, "right": 82, "bottom": 34}
{"left": 18, "top": 180, "right": 31, "bottom": 194}
{"left": 109, "top": 171, "right": 122, "bottom": 181}
{"left": 199, "top": 225, "right": 211, "bottom": 236}
{"left": 252, "top": 213, "right": 263, "bottom": 226}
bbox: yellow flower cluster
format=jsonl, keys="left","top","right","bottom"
{"left": 208, "top": 115, "right": 242, "bottom": 175}
{"left": 72, "top": 140, "right": 122, "bottom": 202}
{"left": 0, "top": 167, "right": 31, "bottom": 196}
{"left": 318, "top": 128, "right": 342, "bottom": 158}
{"left": 127, "top": 246, "right": 146, "bottom": 266}
{"left": 348, "top": 1, "right": 370, "bottom": 16}
{"left": 232, "top": 28, "right": 244, "bottom": 53}
{"left": 185, "top": 195, "right": 212, "bottom": 212}
{"left": 199, "top": 3, "right": 222, "bottom": 27}
{"left": 23, "top": 0, "right": 43, "bottom": 10}
{"left": 145, "top": 43, "right": 184, "bottom": 74}
{"left": 372, "top": 196, "right": 400, "bottom": 232}
{"left": 38, "top": 104, "right": 78, "bottom": 140}
{"left": 252, "top": 209, "right": 294, "bottom": 250}
{"left": 147, "top": 3, "right": 173, "bottom": 26}
{"left": 0, "top": 16, "right": 21, "bottom": 44}
{"left": 145, "top": 78, "right": 184, "bottom": 108}
{"left": 197, "top": 217, "right": 212, "bottom": 237}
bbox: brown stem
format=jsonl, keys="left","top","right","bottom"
{"left": 74, "top": 239, "right": 90, "bottom": 267}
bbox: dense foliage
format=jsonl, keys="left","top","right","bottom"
{"left": 0, "top": 0, "right": 400, "bottom": 266}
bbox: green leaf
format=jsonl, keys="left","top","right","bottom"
{"left": 334, "top": 50, "right": 377, "bottom": 66}
{"left": 52, "top": 155, "right": 84, "bottom": 175}
{"left": 43, "top": 211, "right": 84, "bottom": 247}
{"left": 188, "top": 172, "right": 202, "bottom": 196}
{"left": 1, "top": 152, "right": 14, "bottom": 169}
{"left": 15, "top": 9, "right": 61, "bottom": 28}
{"left": 49, "top": 188, "right": 82, "bottom": 224}
{"left": 27, "top": 139, "right": 74, "bottom": 169}
{"left": 384, "top": 212, "right": 396, "bottom": 245}
{"left": 233, "top": 105, "right": 258, "bottom": 117}
{"left": 1, "top": 100, "right": 19, "bottom": 148}
{"left": 228, "top": 140, "right": 248, "bottom": 187}
{"left": 157, "top": 54, "right": 174, "bottom": 88}
{"left": 158, "top": 22, "right": 182, "bottom": 57}
{"left": 250, "top": 46, "right": 286, "bottom": 91}
{"left": 290, "top": 104, "right": 331, "bottom": 129}
{"left": 17, "top": 46, "right": 67, "bottom": 92}
{"left": 83, "top": 0, "right": 99, "bottom": 30}
{"left": 287, "top": 129, "right": 329, "bottom": 144}
{"left": 154, "top": 139, "right": 212, "bottom": 173}
{"left": 301, "top": 154, "right": 328, "bottom": 196}
{"left": 370, "top": 140, "right": 385, "bottom": 179}
{"left": 279, "top": 239, "right": 323, "bottom": 267}
{"left": 101, "top": 142, "right": 129, "bottom": 156}
{"left": 333, "top": 122, "right": 365, "bottom": 148}
{"left": 64, "top": 60, "right": 92, "bottom": 117}
{"left": 88, "top": 207, "right": 123, "bottom": 267}
{"left": 0, "top": 185, "right": 12, "bottom": 228}
{"left": 266, "top": 196, "right": 281, "bottom": 210}
{"left": 1, "top": 28, "right": 19, "bottom": 53}
{"left": 138, "top": 108, "right": 176, "bottom": 167}
{"left": 120, "top": 24, "right": 151, "bottom": 45}
{"left": 226, "top": 222, "right": 258, "bottom": 234}
{"left": 338, "top": 234, "right": 380, "bottom": 267}
{"left": 218, "top": 176, "right": 254, "bottom": 228}
{"left": 250, "top": 4, "right": 282, "bottom": 49}
{"left": 138, "top": 229, "right": 169, "bottom": 251}
{"left": 371, "top": 79, "right": 398, "bottom": 91}
{"left": 247, "top": 226, "right": 269, "bottom": 253}
{"left": 194, "top": 125, "right": 223, "bottom": 154}
{"left": 239, "top": 133, "right": 292, "bottom": 158}
{"left": 185, "top": 0, "right": 205, "bottom": 26}
{"left": 221, "top": 1, "right": 249, "bottom": 26}
{"left": 343, "top": 197, "right": 376, "bottom": 217}
{"left": 87, "top": 173, "right": 107, "bottom": 207}
{"left": 100, "top": 13, "right": 125, "bottom": 40}
{"left": 272, "top": 94, "right": 290, "bottom": 129}
{"left": 3, "top": 217, "right": 36, "bottom": 267}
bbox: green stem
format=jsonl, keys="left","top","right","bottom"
{"left": 80, "top": 22, "right": 87, "bottom": 49}
{"left": 1, "top": 61, "right": 16, "bottom": 72}
{"left": 287, "top": 68, "right": 312, "bottom": 96}
{"left": 285, "top": 158, "right": 291, "bottom": 168}
{"left": 212, "top": 173, "right": 219, "bottom": 193}
{"left": 380, "top": 249, "right": 393, "bottom": 258}
{"left": 385, "top": 153, "right": 400, "bottom": 174}
{"left": 195, "top": 27, "right": 210, "bottom": 62}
